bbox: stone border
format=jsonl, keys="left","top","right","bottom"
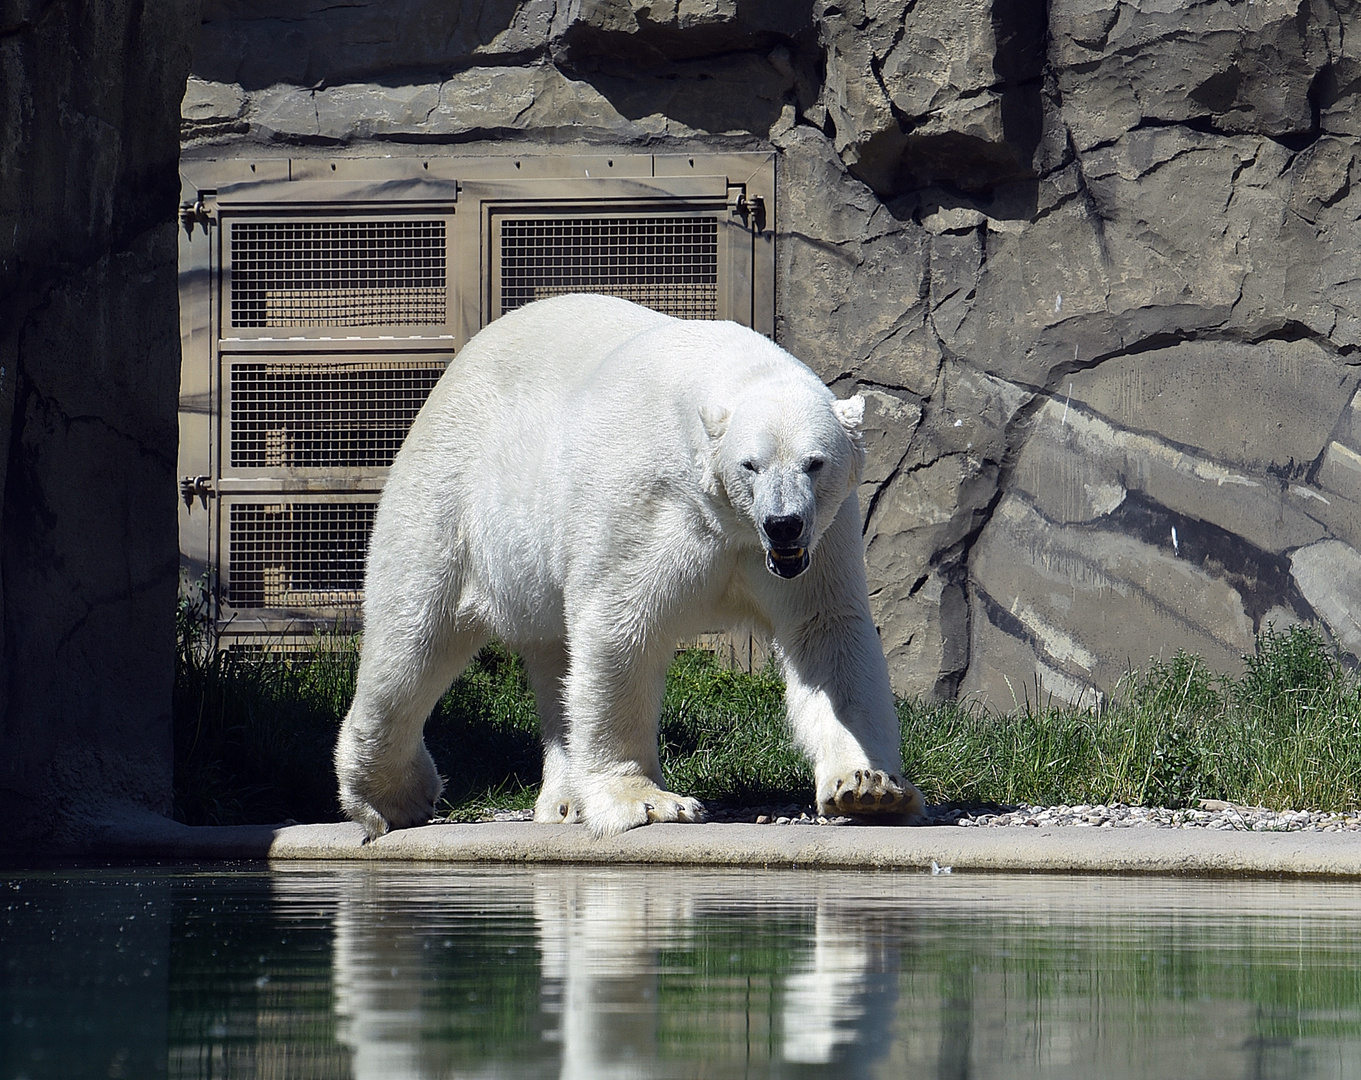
{"left": 83, "top": 811, "right": 1361, "bottom": 878}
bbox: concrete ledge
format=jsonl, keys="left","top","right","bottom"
{"left": 83, "top": 813, "right": 1361, "bottom": 877}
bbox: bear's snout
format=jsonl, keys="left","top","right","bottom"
{"left": 762, "top": 514, "right": 810, "bottom": 578}
{"left": 763, "top": 514, "right": 804, "bottom": 546}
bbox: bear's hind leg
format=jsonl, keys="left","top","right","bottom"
{"left": 336, "top": 622, "right": 488, "bottom": 840}
{"left": 520, "top": 640, "right": 579, "bottom": 823}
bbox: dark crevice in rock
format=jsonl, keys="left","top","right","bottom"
{"left": 923, "top": 459, "right": 1006, "bottom": 697}
{"left": 868, "top": 18, "right": 910, "bottom": 127}
{"left": 1320, "top": 165, "right": 1354, "bottom": 211}
{"left": 304, "top": 56, "right": 549, "bottom": 91}
{"left": 851, "top": 374, "right": 927, "bottom": 398}
{"left": 1269, "top": 128, "right": 1322, "bottom": 153}
{"left": 860, "top": 459, "right": 904, "bottom": 535}
{"left": 553, "top": 3, "right": 815, "bottom": 69}
{"left": 1189, "top": 64, "right": 1244, "bottom": 115}
{"left": 1226, "top": 149, "right": 1256, "bottom": 199}
{"left": 1066, "top": 131, "right": 1111, "bottom": 265}
{"left": 1264, "top": 455, "right": 1315, "bottom": 487}
{"left": 1032, "top": 389, "right": 1309, "bottom": 490}
{"left": 777, "top": 229, "right": 864, "bottom": 262}
{"left": 5, "top": 380, "right": 62, "bottom": 562}
{"left": 1065, "top": 321, "right": 1361, "bottom": 374}
{"left": 991, "top": 0, "right": 1047, "bottom": 174}
{"left": 24, "top": 386, "right": 177, "bottom": 474}
{"left": 1244, "top": 320, "right": 1359, "bottom": 357}
{"left": 49, "top": 554, "right": 181, "bottom": 661}
{"left": 906, "top": 572, "right": 930, "bottom": 598}
{"left": 1027, "top": 186, "right": 1082, "bottom": 226}
{"left": 972, "top": 586, "right": 1099, "bottom": 695}
{"left": 1302, "top": 443, "right": 1331, "bottom": 490}
{"left": 1099, "top": 493, "right": 1313, "bottom": 634}
{"left": 993, "top": 490, "right": 1310, "bottom": 649}
{"left": 989, "top": 322, "right": 1360, "bottom": 407}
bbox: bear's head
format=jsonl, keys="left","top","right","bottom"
{"left": 701, "top": 384, "right": 865, "bottom": 579}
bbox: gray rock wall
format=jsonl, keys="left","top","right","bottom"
{"left": 185, "top": 0, "right": 1361, "bottom": 705}
{"left": 0, "top": 0, "right": 198, "bottom": 851}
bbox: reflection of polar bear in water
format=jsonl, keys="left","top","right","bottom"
{"left": 335, "top": 294, "right": 925, "bottom": 838}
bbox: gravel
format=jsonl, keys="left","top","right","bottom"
{"left": 480, "top": 800, "right": 1361, "bottom": 831}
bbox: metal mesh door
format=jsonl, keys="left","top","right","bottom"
{"left": 215, "top": 216, "right": 453, "bottom": 630}
{"left": 182, "top": 154, "right": 772, "bottom": 645}
{"left": 226, "top": 499, "right": 377, "bottom": 611}
{"left": 498, "top": 214, "right": 720, "bottom": 318}
{"left": 228, "top": 359, "right": 446, "bottom": 470}
{"left": 229, "top": 219, "right": 447, "bottom": 328}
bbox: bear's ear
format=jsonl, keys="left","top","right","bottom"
{"left": 831, "top": 394, "right": 865, "bottom": 433}
{"left": 698, "top": 403, "right": 731, "bottom": 439}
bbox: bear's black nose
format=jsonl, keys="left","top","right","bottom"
{"left": 763, "top": 515, "right": 804, "bottom": 546}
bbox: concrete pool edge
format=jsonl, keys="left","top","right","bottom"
{"left": 80, "top": 812, "right": 1361, "bottom": 877}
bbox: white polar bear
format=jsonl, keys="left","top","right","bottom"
{"left": 335, "top": 293, "right": 925, "bottom": 839}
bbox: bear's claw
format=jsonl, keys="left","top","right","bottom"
{"left": 822, "top": 769, "right": 925, "bottom": 822}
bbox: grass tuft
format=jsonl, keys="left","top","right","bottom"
{"left": 901, "top": 624, "right": 1361, "bottom": 812}
{"left": 174, "top": 591, "right": 1361, "bottom": 825}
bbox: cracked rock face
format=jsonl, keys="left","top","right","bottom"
{"left": 2, "top": 0, "right": 195, "bottom": 850}
{"left": 184, "top": 0, "right": 1361, "bottom": 705}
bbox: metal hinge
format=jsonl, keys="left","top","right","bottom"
{"left": 180, "top": 197, "right": 216, "bottom": 237}
{"left": 728, "top": 188, "right": 766, "bottom": 234}
{"left": 180, "top": 475, "right": 214, "bottom": 511}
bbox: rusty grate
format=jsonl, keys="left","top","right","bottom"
{"left": 227, "top": 501, "right": 376, "bottom": 609}
{"left": 229, "top": 360, "right": 445, "bottom": 469}
{"left": 500, "top": 215, "right": 719, "bottom": 318}
{"left": 230, "top": 220, "right": 446, "bottom": 328}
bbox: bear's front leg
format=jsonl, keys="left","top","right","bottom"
{"left": 783, "top": 659, "right": 926, "bottom": 822}
{"left": 561, "top": 631, "right": 705, "bottom": 836}
{"left": 336, "top": 717, "right": 444, "bottom": 840}
{"left": 769, "top": 503, "right": 926, "bottom": 824}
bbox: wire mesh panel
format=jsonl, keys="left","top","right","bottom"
{"left": 227, "top": 501, "right": 377, "bottom": 610}
{"left": 499, "top": 215, "right": 719, "bottom": 318}
{"left": 229, "top": 360, "right": 445, "bottom": 469}
{"left": 230, "top": 220, "right": 447, "bottom": 328}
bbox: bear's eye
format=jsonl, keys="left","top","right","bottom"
{"left": 741, "top": 460, "right": 759, "bottom": 473}
{"left": 806, "top": 458, "right": 825, "bottom": 474}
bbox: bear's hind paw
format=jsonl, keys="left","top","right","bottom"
{"left": 338, "top": 768, "right": 443, "bottom": 842}
{"left": 822, "top": 770, "right": 926, "bottom": 823}
{"left": 342, "top": 794, "right": 439, "bottom": 843}
{"left": 534, "top": 790, "right": 581, "bottom": 824}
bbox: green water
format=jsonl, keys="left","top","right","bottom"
{"left": 5, "top": 864, "right": 1361, "bottom": 1079}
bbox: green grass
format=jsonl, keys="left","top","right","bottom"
{"left": 902, "top": 625, "right": 1361, "bottom": 811}
{"left": 174, "top": 587, "right": 1361, "bottom": 825}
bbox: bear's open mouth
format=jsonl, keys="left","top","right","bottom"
{"left": 766, "top": 547, "right": 809, "bottom": 579}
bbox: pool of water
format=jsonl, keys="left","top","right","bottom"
{"left": 5, "top": 863, "right": 1361, "bottom": 1079}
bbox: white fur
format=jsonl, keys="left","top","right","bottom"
{"left": 334, "top": 294, "right": 924, "bottom": 839}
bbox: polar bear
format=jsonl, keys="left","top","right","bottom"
{"left": 335, "top": 294, "right": 925, "bottom": 839}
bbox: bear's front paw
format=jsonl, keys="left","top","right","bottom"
{"left": 581, "top": 776, "right": 706, "bottom": 836}
{"left": 820, "top": 770, "right": 926, "bottom": 823}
